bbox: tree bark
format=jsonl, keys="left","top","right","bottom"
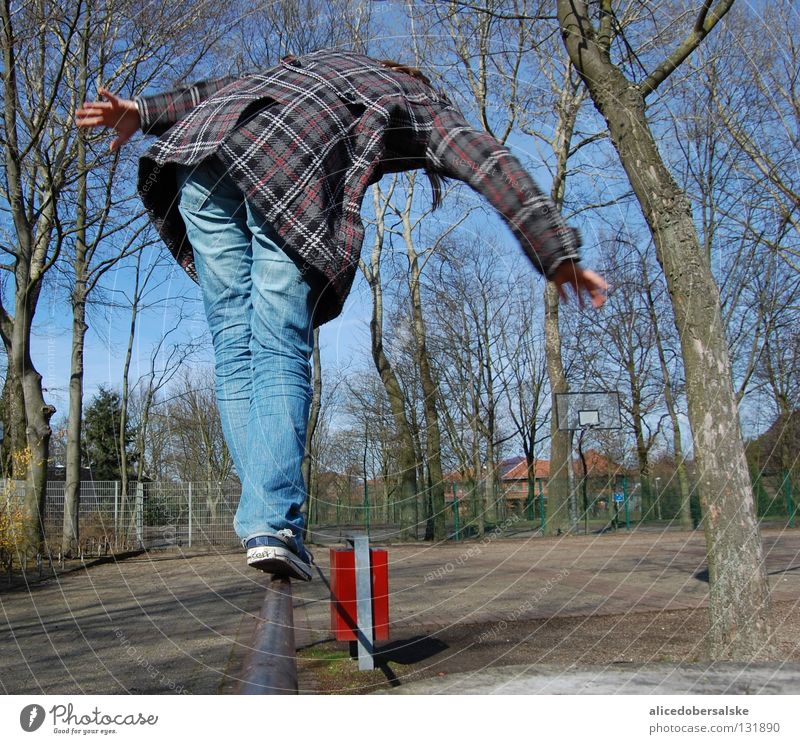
{"left": 301, "top": 327, "right": 322, "bottom": 536}
{"left": 406, "top": 237, "right": 446, "bottom": 541}
{"left": 0, "top": 366, "right": 27, "bottom": 475}
{"left": 627, "top": 357, "right": 653, "bottom": 518}
{"left": 557, "top": 0, "right": 771, "bottom": 658}
{"left": 63, "top": 293, "right": 87, "bottom": 558}
{"left": 544, "top": 283, "right": 572, "bottom": 535}
{"left": 119, "top": 252, "right": 143, "bottom": 544}
{"left": 16, "top": 321, "right": 55, "bottom": 554}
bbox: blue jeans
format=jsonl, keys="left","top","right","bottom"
{"left": 176, "top": 158, "right": 313, "bottom": 553}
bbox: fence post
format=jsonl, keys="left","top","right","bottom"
{"left": 363, "top": 482, "right": 370, "bottom": 536}
{"left": 452, "top": 482, "right": 460, "bottom": 541}
{"left": 188, "top": 482, "right": 193, "bottom": 548}
{"left": 135, "top": 482, "right": 144, "bottom": 548}
{"left": 784, "top": 472, "right": 795, "bottom": 529}
{"left": 114, "top": 481, "right": 119, "bottom": 548}
{"left": 623, "top": 476, "right": 631, "bottom": 530}
{"left": 538, "top": 478, "right": 545, "bottom": 533}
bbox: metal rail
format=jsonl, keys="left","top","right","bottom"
{"left": 238, "top": 576, "right": 298, "bottom": 694}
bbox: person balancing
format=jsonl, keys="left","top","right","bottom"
{"left": 76, "top": 49, "right": 607, "bottom": 581}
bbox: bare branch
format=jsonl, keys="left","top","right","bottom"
{"left": 640, "top": 0, "right": 735, "bottom": 98}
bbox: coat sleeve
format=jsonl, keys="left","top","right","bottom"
{"left": 135, "top": 76, "right": 238, "bottom": 137}
{"left": 424, "top": 105, "right": 581, "bottom": 279}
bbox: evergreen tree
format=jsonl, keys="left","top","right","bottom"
{"left": 82, "top": 387, "right": 135, "bottom": 480}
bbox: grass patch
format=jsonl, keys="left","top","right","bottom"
{"left": 298, "top": 646, "right": 351, "bottom": 662}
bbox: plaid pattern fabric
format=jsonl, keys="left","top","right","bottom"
{"left": 136, "top": 49, "right": 581, "bottom": 326}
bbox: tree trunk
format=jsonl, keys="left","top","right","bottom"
{"left": 20, "top": 359, "right": 55, "bottom": 555}
{"left": 407, "top": 250, "right": 446, "bottom": 541}
{"left": 120, "top": 251, "right": 145, "bottom": 544}
{"left": 558, "top": 0, "right": 771, "bottom": 658}
{"left": 301, "top": 328, "right": 322, "bottom": 536}
{"left": 628, "top": 365, "right": 653, "bottom": 519}
{"left": 0, "top": 366, "right": 27, "bottom": 475}
{"left": 63, "top": 82, "right": 90, "bottom": 558}
{"left": 544, "top": 283, "right": 571, "bottom": 535}
{"left": 541, "top": 56, "right": 584, "bottom": 538}
{"left": 63, "top": 294, "right": 87, "bottom": 557}
{"left": 9, "top": 290, "right": 54, "bottom": 555}
{"left": 481, "top": 317, "right": 500, "bottom": 525}
{"left": 369, "top": 306, "right": 419, "bottom": 539}
{"left": 362, "top": 183, "right": 419, "bottom": 540}
{"left": 526, "top": 453, "right": 537, "bottom": 522}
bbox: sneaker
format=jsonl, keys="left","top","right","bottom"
{"left": 244, "top": 531, "right": 313, "bottom": 581}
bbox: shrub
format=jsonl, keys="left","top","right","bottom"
{"left": 0, "top": 484, "right": 25, "bottom": 571}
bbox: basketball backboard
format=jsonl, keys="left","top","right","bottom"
{"left": 556, "top": 391, "right": 621, "bottom": 431}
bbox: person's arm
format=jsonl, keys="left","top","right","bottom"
{"left": 425, "top": 106, "right": 606, "bottom": 307}
{"left": 75, "top": 76, "right": 237, "bottom": 149}
{"left": 134, "top": 75, "right": 237, "bottom": 137}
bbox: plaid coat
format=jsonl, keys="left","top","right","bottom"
{"left": 136, "top": 49, "right": 581, "bottom": 325}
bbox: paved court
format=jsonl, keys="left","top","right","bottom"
{"left": 293, "top": 527, "right": 800, "bottom": 646}
{"left": 379, "top": 662, "right": 800, "bottom": 694}
{"left": 0, "top": 527, "right": 798, "bottom": 694}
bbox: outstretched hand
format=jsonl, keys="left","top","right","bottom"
{"left": 550, "top": 259, "right": 608, "bottom": 309}
{"left": 75, "top": 88, "right": 140, "bottom": 152}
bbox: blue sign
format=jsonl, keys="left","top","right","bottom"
{"left": 612, "top": 493, "right": 625, "bottom": 503}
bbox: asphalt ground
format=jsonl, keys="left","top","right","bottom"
{"left": 1, "top": 526, "right": 798, "bottom": 694}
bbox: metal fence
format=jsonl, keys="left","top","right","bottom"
{"left": 751, "top": 471, "right": 797, "bottom": 523}
{"left": 2, "top": 480, "right": 242, "bottom": 554}
{"left": 2, "top": 470, "right": 795, "bottom": 557}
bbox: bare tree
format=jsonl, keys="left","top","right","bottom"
{"left": 376, "top": 172, "right": 481, "bottom": 540}
{"left": 430, "top": 258, "right": 490, "bottom": 536}
{"left": 343, "top": 370, "right": 399, "bottom": 525}
{"left": 641, "top": 250, "right": 692, "bottom": 529}
{"left": 556, "top": 0, "right": 771, "bottom": 658}
{"left": 395, "top": 174, "right": 449, "bottom": 541}
{"left": 574, "top": 237, "right": 666, "bottom": 519}
{"left": 539, "top": 57, "right": 589, "bottom": 536}
{"left": 413, "top": 0, "right": 603, "bottom": 536}
{"left": 502, "top": 293, "right": 550, "bottom": 524}
{"left": 1, "top": 1, "right": 81, "bottom": 553}
{"left": 163, "top": 369, "right": 234, "bottom": 484}
{"left": 126, "top": 348, "right": 187, "bottom": 484}
{"left": 0, "top": 0, "right": 227, "bottom": 555}
{"left": 658, "top": 3, "right": 800, "bottom": 527}
{"left": 750, "top": 258, "right": 800, "bottom": 480}
{"left": 428, "top": 242, "right": 521, "bottom": 533}
{"left": 432, "top": 1, "right": 603, "bottom": 536}
{"left": 708, "top": 1, "right": 799, "bottom": 271}
{"left": 359, "top": 178, "right": 421, "bottom": 539}
{"left": 667, "top": 44, "right": 779, "bottom": 410}
{"left": 224, "top": 0, "right": 374, "bottom": 71}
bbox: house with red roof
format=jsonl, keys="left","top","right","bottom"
{"left": 444, "top": 450, "right": 628, "bottom": 518}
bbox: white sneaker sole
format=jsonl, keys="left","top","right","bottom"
{"left": 246, "top": 545, "right": 313, "bottom": 581}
